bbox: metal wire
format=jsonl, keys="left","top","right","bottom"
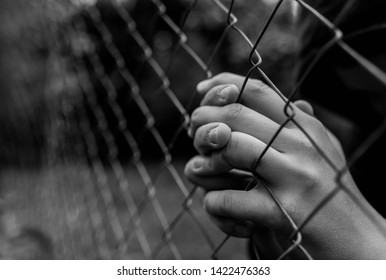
{"left": 2, "top": 0, "right": 385, "bottom": 259}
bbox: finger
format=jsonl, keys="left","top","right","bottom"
{"left": 186, "top": 132, "right": 287, "bottom": 183}
{"left": 193, "top": 122, "right": 231, "bottom": 154}
{"left": 197, "top": 73, "right": 299, "bottom": 126}
{"left": 184, "top": 167, "right": 255, "bottom": 191}
{"left": 208, "top": 214, "right": 255, "bottom": 238}
{"left": 191, "top": 104, "right": 293, "bottom": 150}
{"left": 204, "top": 187, "right": 286, "bottom": 230}
{"left": 208, "top": 213, "right": 286, "bottom": 258}
{"left": 294, "top": 100, "right": 314, "bottom": 116}
{"left": 200, "top": 84, "right": 240, "bottom": 107}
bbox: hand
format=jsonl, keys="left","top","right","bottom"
{"left": 185, "top": 73, "right": 386, "bottom": 259}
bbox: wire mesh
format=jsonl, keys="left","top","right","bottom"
{"left": 1, "top": 0, "right": 386, "bottom": 259}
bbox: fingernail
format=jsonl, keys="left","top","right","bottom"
{"left": 197, "top": 80, "right": 209, "bottom": 93}
{"left": 218, "top": 85, "right": 232, "bottom": 99}
{"left": 193, "top": 159, "right": 203, "bottom": 171}
{"left": 208, "top": 126, "right": 219, "bottom": 144}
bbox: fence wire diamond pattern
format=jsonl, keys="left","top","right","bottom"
{"left": 2, "top": 0, "right": 386, "bottom": 260}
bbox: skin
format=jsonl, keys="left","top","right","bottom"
{"left": 184, "top": 72, "right": 386, "bottom": 259}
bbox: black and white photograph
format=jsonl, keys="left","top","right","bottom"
{"left": 0, "top": 0, "right": 386, "bottom": 275}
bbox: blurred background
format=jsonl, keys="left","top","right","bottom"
{"left": 2, "top": 0, "right": 386, "bottom": 260}
{"left": 0, "top": 0, "right": 300, "bottom": 259}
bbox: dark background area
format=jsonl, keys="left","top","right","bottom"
{"left": 3, "top": 0, "right": 385, "bottom": 260}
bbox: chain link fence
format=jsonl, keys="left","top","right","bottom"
{"left": 0, "top": 0, "right": 385, "bottom": 259}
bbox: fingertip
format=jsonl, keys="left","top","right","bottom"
{"left": 219, "top": 84, "right": 239, "bottom": 102}
{"left": 189, "top": 107, "right": 204, "bottom": 136}
{"left": 294, "top": 100, "right": 314, "bottom": 116}
{"left": 203, "top": 191, "right": 217, "bottom": 212}
{"left": 213, "top": 123, "right": 232, "bottom": 147}
{"left": 184, "top": 156, "right": 207, "bottom": 180}
{"left": 204, "top": 190, "right": 235, "bottom": 218}
{"left": 204, "top": 188, "right": 277, "bottom": 228}
{"left": 200, "top": 84, "right": 240, "bottom": 107}
{"left": 191, "top": 156, "right": 204, "bottom": 171}
{"left": 184, "top": 159, "right": 197, "bottom": 183}
{"left": 196, "top": 79, "right": 211, "bottom": 93}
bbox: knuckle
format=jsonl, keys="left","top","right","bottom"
{"left": 193, "top": 126, "right": 211, "bottom": 151}
{"left": 190, "top": 107, "right": 203, "bottom": 126}
{"left": 216, "top": 72, "right": 233, "bottom": 81}
{"left": 224, "top": 103, "right": 243, "bottom": 120}
{"left": 250, "top": 79, "right": 271, "bottom": 94}
{"left": 290, "top": 161, "right": 320, "bottom": 189}
{"left": 304, "top": 117, "right": 326, "bottom": 135}
{"left": 214, "top": 72, "right": 239, "bottom": 86}
{"left": 292, "top": 123, "right": 323, "bottom": 152}
{"left": 313, "top": 119, "right": 328, "bottom": 135}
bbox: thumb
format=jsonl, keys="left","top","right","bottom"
{"left": 204, "top": 187, "right": 286, "bottom": 230}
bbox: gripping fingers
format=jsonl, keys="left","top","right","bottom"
{"left": 199, "top": 84, "right": 240, "bottom": 107}
{"left": 193, "top": 123, "right": 231, "bottom": 154}
{"left": 197, "top": 73, "right": 298, "bottom": 126}
{"left": 197, "top": 73, "right": 325, "bottom": 131}
{"left": 204, "top": 187, "right": 285, "bottom": 230}
{"left": 184, "top": 168, "right": 255, "bottom": 191}
{"left": 186, "top": 131, "right": 285, "bottom": 182}
{"left": 190, "top": 104, "right": 292, "bottom": 150}
{"left": 207, "top": 212, "right": 285, "bottom": 258}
